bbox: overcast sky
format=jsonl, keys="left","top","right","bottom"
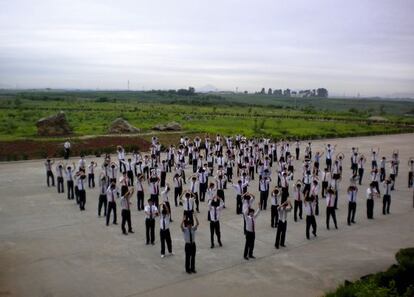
{"left": 0, "top": 0, "right": 413, "bottom": 97}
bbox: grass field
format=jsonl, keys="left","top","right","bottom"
{"left": 0, "top": 90, "right": 413, "bottom": 142}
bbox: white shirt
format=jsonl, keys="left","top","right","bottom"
{"left": 366, "top": 188, "right": 378, "bottom": 200}
{"left": 106, "top": 187, "right": 118, "bottom": 203}
{"left": 277, "top": 205, "right": 292, "bottom": 222}
{"left": 244, "top": 209, "right": 260, "bottom": 232}
{"left": 160, "top": 214, "right": 171, "bottom": 230}
{"left": 182, "top": 197, "right": 194, "bottom": 211}
{"left": 120, "top": 196, "right": 131, "bottom": 210}
{"left": 208, "top": 200, "right": 224, "bottom": 222}
{"left": 304, "top": 200, "right": 316, "bottom": 216}
{"left": 144, "top": 205, "right": 158, "bottom": 219}
{"left": 348, "top": 190, "right": 357, "bottom": 202}
{"left": 326, "top": 193, "right": 335, "bottom": 207}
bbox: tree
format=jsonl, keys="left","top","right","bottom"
{"left": 273, "top": 89, "right": 283, "bottom": 96}
{"left": 317, "top": 88, "right": 328, "bottom": 98}
{"left": 260, "top": 88, "right": 265, "bottom": 95}
{"left": 188, "top": 86, "right": 195, "bottom": 94}
{"left": 268, "top": 88, "right": 273, "bottom": 95}
{"left": 283, "top": 88, "right": 291, "bottom": 97}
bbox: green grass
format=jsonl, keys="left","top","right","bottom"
{"left": 0, "top": 90, "right": 413, "bottom": 141}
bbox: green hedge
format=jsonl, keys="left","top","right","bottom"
{"left": 325, "top": 248, "right": 414, "bottom": 297}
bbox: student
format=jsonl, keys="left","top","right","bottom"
{"left": 63, "top": 140, "right": 71, "bottom": 160}
{"left": 366, "top": 182, "right": 379, "bottom": 219}
{"left": 243, "top": 206, "right": 260, "bottom": 260}
{"left": 408, "top": 158, "right": 414, "bottom": 188}
{"left": 121, "top": 158, "right": 135, "bottom": 186}
{"left": 181, "top": 214, "right": 199, "bottom": 274}
{"left": 347, "top": 184, "right": 358, "bottom": 225}
{"left": 275, "top": 200, "right": 292, "bottom": 249}
{"left": 44, "top": 158, "right": 55, "bottom": 187}
{"left": 321, "top": 168, "right": 331, "bottom": 198}
{"left": 357, "top": 155, "right": 366, "bottom": 185}
{"left": 326, "top": 187, "right": 338, "bottom": 230}
{"left": 215, "top": 174, "right": 227, "bottom": 207}
{"left": 325, "top": 144, "right": 336, "bottom": 171}
{"left": 173, "top": 173, "right": 184, "bottom": 207}
{"left": 148, "top": 176, "right": 160, "bottom": 208}
{"left": 304, "top": 194, "right": 317, "bottom": 239}
{"left": 383, "top": 178, "right": 392, "bottom": 215}
{"left": 159, "top": 203, "right": 173, "bottom": 258}
{"left": 117, "top": 145, "right": 126, "bottom": 173}
{"left": 160, "top": 160, "right": 167, "bottom": 188}
{"left": 187, "top": 175, "right": 200, "bottom": 213}
{"left": 295, "top": 140, "right": 300, "bottom": 160}
{"left": 87, "top": 161, "right": 97, "bottom": 188}
{"left": 380, "top": 157, "right": 387, "bottom": 182}
{"left": 64, "top": 163, "right": 75, "bottom": 200}
{"left": 161, "top": 184, "right": 173, "bottom": 222}
{"left": 106, "top": 182, "right": 119, "bottom": 226}
{"left": 208, "top": 195, "right": 224, "bottom": 248}
{"left": 144, "top": 199, "right": 159, "bottom": 245}
{"left": 258, "top": 176, "right": 271, "bottom": 210}
{"left": 56, "top": 162, "right": 65, "bottom": 193}
{"left": 310, "top": 180, "right": 319, "bottom": 216}
{"left": 198, "top": 167, "right": 208, "bottom": 202}
{"left": 293, "top": 181, "right": 303, "bottom": 222}
{"left": 109, "top": 162, "right": 118, "bottom": 184}
{"left": 232, "top": 179, "right": 247, "bottom": 214}
{"left": 76, "top": 170, "right": 87, "bottom": 211}
{"left": 270, "top": 187, "right": 280, "bottom": 228}
{"left": 120, "top": 187, "right": 134, "bottom": 235}
{"left": 98, "top": 174, "right": 108, "bottom": 217}
{"left": 119, "top": 172, "right": 129, "bottom": 196}
{"left": 136, "top": 174, "right": 145, "bottom": 211}
{"left": 181, "top": 191, "right": 195, "bottom": 225}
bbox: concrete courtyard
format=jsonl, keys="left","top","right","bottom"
{"left": 0, "top": 133, "right": 413, "bottom": 297}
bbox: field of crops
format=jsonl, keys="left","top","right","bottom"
{"left": 0, "top": 90, "right": 413, "bottom": 142}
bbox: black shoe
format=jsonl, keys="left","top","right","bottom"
{"left": 191, "top": 270, "right": 197, "bottom": 273}
{"left": 123, "top": 232, "right": 128, "bottom": 235}
{"left": 113, "top": 222, "right": 118, "bottom": 225}
{"left": 335, "top": 226, "right": 338, "bottom": 229}
{"left": 219, "top": 242, "right": 222, "bottom": 247}
{"left": 151, "top": 242, "right": 155, "bottom": 245}
{"left": 129, "top": 230, "right": 134, "bottom": 234}
{"left": 249, "top": 255, "right": 256, "bottom": 259}
{"left": 244, "top": 256, "right": 249, "bottom": 260}
{"left": 211, "top": 244, "right": 215, "bottom": 249}
{"left": 275, "top": 246, "right": 279, "bottom": 249}
{"left": 281, "top": 244, "right": 286, "bottom": 247}
{"left": 313, "top": 232, "right": 317, "bottom": 237}
{"left": 351, "top": 221, "right": 356, "bottom": 223}
{"left": 186, "top": 270, "right": 192, "bottom": 274}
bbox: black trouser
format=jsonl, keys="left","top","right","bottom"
{"left": 259, "top": 190, "right": 269, "bottom": 210}
{"left": 351, "top": 163, "right": 358, "bottom": 175}
{"left": 78, "top": 189, "right": 86, "bottom": 210}
{"left": 193, "top": 192, "right": 199, "bottom": 212}
{"left": 185, "top": 242, "right": 196, "bottom": 272}
{"left": 271, "top": 205, "right": 279, "bottom": 227}
{"left": 244, "top": 231, "right": 255, "bottom": 257}
{"left": 46, "top": 170, "right": 55, "bottom": 187}
{"left": 57, "top": 177, "right": 64, "bottom": 193}
{"left": 217, "top": 189, "right": 225, "bottom": 204}
{"left": 67, "top": 180, "right": 74, "bottom": 199}
{"left": 192, "top": 162, "right": 197, "bottom": 173}
{"left": 165, "top": 201, "right": 172, "bottom": 219}
{"left": 199, "top": 183, "right": 207, "bottom": 202}
{"left": 281, "top": 187, "right": 288, "bottom": 203}
{"left": 98, "top": 194, "right": 107, "bottom": 216}
{"left": 409, "top": 171, "right": 413, "bottom": 188}
{"left": 383, "top": 195, "right": 391, "bottom": 215}
{"left": 306, "top": 215, "right": 317, "bottom": 239}
{"left": 358, "top": 168, "right": 364, "bottom": 185}
{"left": 390, "top": 174, "right": 396, "bottom": 190}
{"left": 75, "top": 186, "right": 79, "bottom": 204}
{"left": 326, "top": 158, "right": 332, "bottom": 171}
{"left": 249, "top": 166, "right": 254, "bottom": 180}
{"left": 372, "top": 181, "right": 380, "bottom": 195}
{"left": 160, "top": 229, "right": 172, "bottom": 255}
{"left": 64, "top": 148, "right": 70, "bottom": 159}
{"left": 321, "top": 181, "right": 328, "bottom": 198}
{"left": 127, "top": 170, "right": 134, "bottom": 186}
{"left": 275, "top": 221, "right": 287, "bottom": 248}
{"left": 174, "top": 187, "right": 182, "bottom": 206}
{"left": 88, "top": 173, "right": 95, "bottom": 188}
{"left": 294, "top": 200, "right": 303, "bottom": 221}
{"left": 296, "top": 148, "right": 300, "bottom": 160}
{"left": 183, "top": 210, "right": 194, "bottom": 225}
{"left": 380, "top": 168, "right": 385, "bottom": 182}
{"left": 314, "top": 196, "right": 319, "bottom": 215}
{"left": 119, "top": 160, "right": 126, "bottom": 173}
{"left": 367, "top": 199, "right": 374, "bottom": 219}
{"left": 121, "top": 209, "right": 132, "bottom": 233}
{"left": 210, "top": 221, "right": 221, "bottom": 246}
{"left": 160, "top": 171, "right": 166, "bottom": 187}
{"left": 145, "top": 218, "right": 155, "bottom": 244}
{"left": 326, "top": 207, "right": 337, "bottom": 229}
{"left": 106, "top": 201, "right": 117, "bottom": 225}
{"left": 150, "top": 194, "right": 159, "bottom": 208}
{"left": 347, "top": 202, "right": 356, "bottom": 224}
{"left": 236, "top": 195, "right": 242, "bottom": 214}
{"left": 227, "top": 167, "right": 233, "bottom": 181}
{"left": 137, "top": 191, "right": 144, "bottom": 210}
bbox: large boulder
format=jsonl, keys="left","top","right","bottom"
{"left": 108, "top": 118, "right": 140, "bottom": 134}
{"left": 36, "top": 111, "right": 72, "bottom": 136}
{"left": 153, "top": 122, "right": 182, "bottom": 131}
